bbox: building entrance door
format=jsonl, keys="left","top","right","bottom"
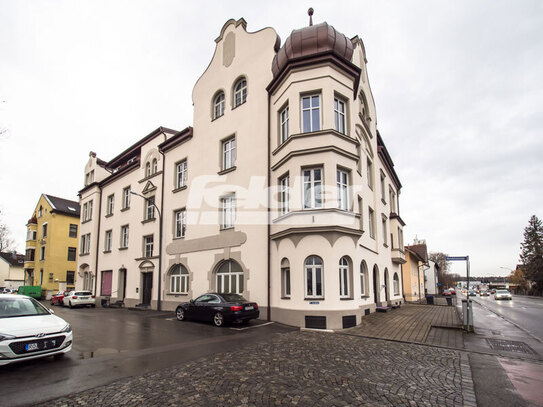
{"left": 142, "top": 272, "right": 152, "bottom": 306}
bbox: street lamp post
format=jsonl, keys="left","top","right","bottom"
{"left": 130, "top": 191, "right": 162, "bottom": 311}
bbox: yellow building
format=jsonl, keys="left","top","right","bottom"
{"left": 24, "top": 194, "right": 80, "bottom": 298}
{"left": 401, "top": 243, "right": 427, "bottom": 302}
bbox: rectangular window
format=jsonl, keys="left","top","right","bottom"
{"left": 382, "top": 215, "right": 388, "bottom": 246}
{"left": 82, "top": 201, "right": 93, "bottom": 221}
{"left": 280, "top": 106, "right": 289, "bottom": 143}
{"left": 303, "top": 168, "right": 323, "bottom": 209}
{"left": 69, "top": 224, "right": 78, "bottom": 238}
{"left": 221, "top": 194, "right": 235, "bottom": 229}
{"left": 88, "top": 200, "right": 93, "bottom": 220}
{"left": 369, "top": 207, "right": 375, "bottom": 239}
{"left": 337, "top": 169, "right": 349, "bottom": 211}
{"left": 123, "top": 187, "right": 131, "bottom": 209}
{"left": 176, "top": 160, "right": 187, "bottom": 188}
{"left": 302, "top": 95, "right": 320, "bottom": 133}
{"left": 339, "top": 263, "right": 350, "bottom": 298}
{"left": 120, "top": 225, "right": 129, "bottom": 248}
{"left": 107, "top": 194, "right": 114, "bottom": 215}
{"left": 104, "top": 230, "right": 112, "bottom": 251}
{"left": 145, "top": 197, "right": 155, "bottom": 220}
{"left": 25, "top": 248, "right": 35, "bottom": 261}
{"left": 380, "top": 172, "right": 386, "bottom": 202}
{"left": 279, "top": 175, "right": 290, "bottom": 216}
{"left": 367, "top": 159, "right": 373, "bottom": 189}
{"left": 282, "top": 267, "right": 291, "bottom": 298}
{"left": 42, "top": 223, "right": 47, "bottom": 238}
{"left": 39, "top": 246, "right": 45, "bottom": 261}
{"left": 80, "top": 233, "right": 91, "bottom": 254}
{"left": 66, "top": 271, "right": 75, "bottom": 285}
{"left": 174, "top": 209, "right": 187, "bottom": 238}
{"left": 358, "top": 197, "right": 364, "bottom": 231}
{"left": 334, "top": 97, "right": 346, "bottom": 134}
{"left": 389, "top": 187, "right": 397, "bottom": 213}
{"left": 67, "top": 247, "right": 76, "bottom": 261}
{"left": 222, "top": 137, "right": 236, "bottom": 170}
{"left": 144, "top": 235, "right": 154, "bottom": 258}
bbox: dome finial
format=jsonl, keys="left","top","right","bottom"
{"left": 308, "top": 7, "right": 314, "bottom": 26}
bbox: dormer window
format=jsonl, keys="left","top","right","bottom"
{"left": 233, "top": 78, "right": 247, "bottom": 107}
{"left": 213, "top": 92, "right": 225, "bottom": 119}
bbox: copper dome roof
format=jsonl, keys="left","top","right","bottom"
{"left": 272, "top": 22, "right": 354, "bottom": 77}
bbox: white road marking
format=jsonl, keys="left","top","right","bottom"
{"left": 230, "top": 322, "right": 274, "bottom": 331}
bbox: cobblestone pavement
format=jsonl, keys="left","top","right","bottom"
{"left": 37, "top": 331, "right": 470, "bottom": 407}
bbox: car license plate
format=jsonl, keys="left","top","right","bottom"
{"left": 25, "top": 343, "right": 39, "bottom": 351}
{"left": 245, "top": 306, "right": 253, "bottom": 310}
{"left": 81, "top": 296, "right": 89, "bottom": 299}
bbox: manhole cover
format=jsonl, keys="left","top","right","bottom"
{"left": 486, "top": 339, "right": 536, "bottom": 354}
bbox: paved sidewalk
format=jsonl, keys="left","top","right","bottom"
{"left": 341, "top": 304, "right": 464, "bottom": 349}
{"left": 36, "top": 331, "right": 473, "bottom": 407}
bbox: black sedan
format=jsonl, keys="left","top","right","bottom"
{"left": 175, "top": 293, "right": 259, "bottom": 327}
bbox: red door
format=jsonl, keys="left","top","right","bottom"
{"left": 101, "top": 271, "right": 113, "bottom": 296}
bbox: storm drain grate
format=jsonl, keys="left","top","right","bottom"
{"left": 486, "top": 339, "right": 536, "bottom": 354}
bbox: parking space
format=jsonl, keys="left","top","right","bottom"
{"left": 1, "top": 303, "right": 296, "bottom": 407}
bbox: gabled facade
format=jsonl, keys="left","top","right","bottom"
{"left": 0, "top": 251, "right": 24, "bottom": 289}
{"left": 402, "top": 242, "right": 428, "bottom": 302}
{"left": 24, "top": 194, "right": 80, "bottom": 297}
{"left": 76, "top": 17, "right": 406, "bottom": 329}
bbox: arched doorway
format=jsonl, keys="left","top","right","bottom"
{"left": 384, "top": 268, "right": 390, "bottom": 303}
{"left": 373, "top": 265, "right": 380, "bottom": 304}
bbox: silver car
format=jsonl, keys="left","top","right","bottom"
{"left": 494, "top": 289, "right": 512, "bottom": 300}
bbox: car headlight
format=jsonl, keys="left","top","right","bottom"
{"left": 60, "top": 324, "right": 72, "bottom": 333}
{"left": 0, "top": 333, "right": 16, "bottom": 342}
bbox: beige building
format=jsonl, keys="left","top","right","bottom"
{"left": 401, "top": 243, "right": 428, "bottom": 302}
{"left": 0, "top": 251, "right": 24, "bottom": 289}
{"left": 76, "top": 17, "right": 406, "bottom": 329}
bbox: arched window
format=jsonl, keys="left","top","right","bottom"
{"left": 393, "top": 272, "right": 400, "bottom": 296}
{"left": 213, "top": 92, "right": 225, "bottom": 119}
{"left": 216, "top": 260, "right": 243, "bottom": 294}
{"left": 339, "top": 257, "right": 351, "bottom": 298}
{"left": 145, "top": 162, "right": 151, "bottom": 177}
{"left": 233, "top": 78, "right": 247, "bottom": 107}
{"left": 152, "top": 158, "right": 157, "bottom": 174}
{"left": 360, "top": 260, "right": 368, "bottom": 297}
{"left": 305, "top": 256, "right": 323, "bottom": 298}
{"left": 170, "top": 264, "right": 189, "bottom": 294}
{"left": 281, "top": 258, "right": 290, "bottom": 298}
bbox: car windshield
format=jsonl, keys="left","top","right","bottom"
{"left": 221, "top": 293, "right": 247, "bottom": 303}
{"left": 0, "top": 297, "right": 50, "bottom": 318}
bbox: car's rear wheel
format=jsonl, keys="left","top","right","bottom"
{"left": 213, "top": 312, "right": 224, "bottom": 327}
{"left": 176, "top": 307, "right": 185, "bottom": 321}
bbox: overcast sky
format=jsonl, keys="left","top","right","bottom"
{"left": 1, "top": 0, "right": 541, "bottom": 278}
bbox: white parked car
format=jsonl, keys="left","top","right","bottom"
{"left": 494, "top": 289, "right": 512, "bottom": 300}
{"left": 63, "top": 291, "right": 96, "bottom": 308}
{"left": 0, "top": 294, "right": 72, "bottom": 365}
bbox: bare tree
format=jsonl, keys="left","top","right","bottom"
{"left": 0, "top": 209, "right": 15, "bottom": 252}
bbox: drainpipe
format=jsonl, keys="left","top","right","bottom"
{"left": 266, "top": 92, "right": 271, "bottom": 322}
{"left": 93, "top": 188, "right": 102, "bottom": 296}
{"left": 157, "top": 142, "right": 167, "bottom": 312}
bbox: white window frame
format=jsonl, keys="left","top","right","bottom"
{"left": 393, "top": 273, "right": 400, "bottom": 296}
{"left": 221, "top": 194, "right": 235, "bottom": 229}
{"left": 170, "top": 265, "right": 189, "bottom": 294}
{"left": 380, "top": 171, "right": 386, "bottom": 202}
{"left": 145, "top": 162, "right": 151, "bottom": 177}
{"left": 305, "top": 256, "right": 323, "bottom": 298}
{"left": 369, "top": 207, "right": 375, "bottom": 239}
{"left": 216, "top": 261, "right": 244, "bottom": 295}
{"left": 234, "top": 79, "right": 247, "bottom": 107}
{"left": 222, "top": 137, "right": 236, "bottom": 171}
{"left": 42, "top": 222, "right": 48, "bottom": 238}
{"left": 279, "top": 175, "right": 289, "bottom": 216}
{"left": 302, "top": 167, "right": 323, "bottom": 209}
{"left": 152, "top": 158, "right": 157, "bottom": 174}
{"left": 382, "top": 215, "right": 388, "bottom": 246}
{"left": 360, "top": 262, "right": 368, "bottom": 297}
{"left": 145, "top": 197, "right": 155, "bottom": 220}
{"left": 176, "top": 160, "right": 187, "bottom": 188}
{"left": 367, "top": 159, "right": 373, "bottom": 189}
{"left": 214, "top": 92, "right": 225, "bottom": 119}
{"left": 334, "top": 97, "right": 346, "bottom": 134}
{"left": 123, "top": 187, "right": 131, "bottom": 209}
{"left": 301, "top": 94, "right": 321, "bottom": 133}
{"left": 174, "top": 209, "right": 186, "bottom": 238}
{"left": 337, "top": 169, "right": 349, "bottom": 211}
{"left": 144, "top": 235, "right": 154, "bottom": 258}
{"left": 389, "top": 187, "right": 397, "bottom": 213}
{"left": 339, "top": 257, "right": 350, "bottom": 298}
{"left": 120, "top": 226, "right": 129, "bottom": 248}
{"left": 107, "top": 195, "right": 114, "bottom": 216}
{"left": 280, "top": 105, "right": 289, "bottom": 143}
{"left": 282, "top": 267, "right": 291, "bottom": 298}
{"left": 104, "top": 230, "right": 112, "bottom": 252}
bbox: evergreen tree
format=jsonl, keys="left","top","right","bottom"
{"left": 519, "top": 215, "right": 543, "bottom": 293}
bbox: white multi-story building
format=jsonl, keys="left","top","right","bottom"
{"left": 76, "top": 16, "right": 406, "bottom": 330}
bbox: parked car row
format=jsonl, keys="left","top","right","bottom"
{"left": 50, "top": 291, "right": 95, "bottom": 308}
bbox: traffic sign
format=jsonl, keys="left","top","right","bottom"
{"left": 446, "top": 256, "right": 468, "bottom": 261}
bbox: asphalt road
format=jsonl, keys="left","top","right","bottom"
{"left": 474, "top": 294, "right": 543, "bottom": 342}
{"left": 0, "top": 303, "right": 295, "bottom": 407}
